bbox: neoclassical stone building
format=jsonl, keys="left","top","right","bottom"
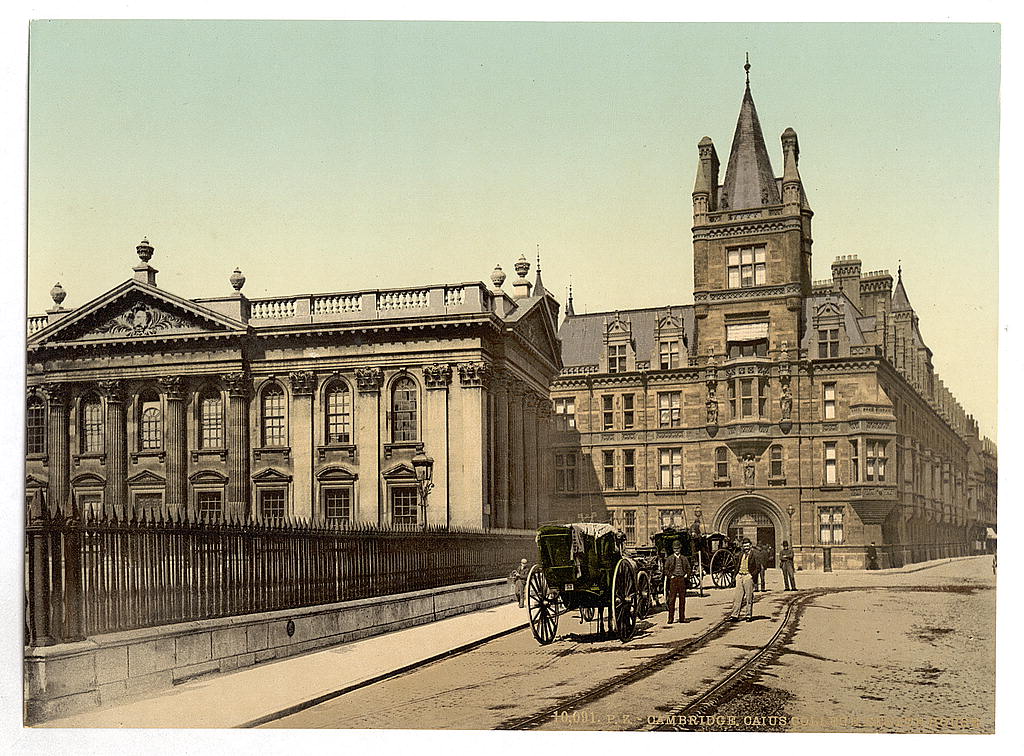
{"left": 26, "top": 243, "right": 562, "bottom": 530}
{"left": 549, "top": 71, "right": 997, "bottom": 569}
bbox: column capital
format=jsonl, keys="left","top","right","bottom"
{"left": 423, "top": 363, "right": 452, "bottom": 390}
{"left": 223, "top": 372, "right": 252, "bottom": 399}
{"left": 457, "top": 361, "right": 492, "bottom": 389}
{"left": 97, "top": 379, "right": 126, "bottom": 403}
{"left": 158, "top": 375, "right": 186, "bottom": 400}
{"left": 40, "top": 382, "right": 70, "bottom": 405}
{"left": 289, "top": 370, "right": 317, "bottom": 396}
{"left": 356, "top": 366, "right": 385, "bottom": 393}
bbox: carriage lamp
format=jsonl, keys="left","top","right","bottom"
{"left": 412, "top": 451, "right": 435, "bottom": 529}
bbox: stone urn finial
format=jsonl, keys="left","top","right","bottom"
{"left": 514, "top": 253, "right": 530, "bottom": 279}
{"left": 136, "top": 238, "right": 154, "bottom": 263}
{"left": 490, "top": 264, "right": 506, "bottom": 290}
{"left": 230, "top": 267, "right": 246, "bottom": 292}
{"left": 49, "top": 281, "right": 66, "bottom": 307}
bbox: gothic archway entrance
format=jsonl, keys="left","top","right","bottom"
{"left": 712, "top": 495, "right": 789, "bottom": 569}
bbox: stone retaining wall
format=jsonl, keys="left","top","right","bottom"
{"left": 25, "top": 577, "right": 513, "bottom": 724}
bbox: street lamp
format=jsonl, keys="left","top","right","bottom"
{"left": 412, "top": 451, "right": 435, "bottom": 530}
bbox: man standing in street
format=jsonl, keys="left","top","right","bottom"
{"left": 755, "top": 544, "right": 767, "bottom": 591}
{"left": 664, "top": 539, "right": 691, "bottom": 625}
{"left": 729, "top": 539, "right": 763, "bottom": 622}
{"left": 510, "top": 558, "right": 530, "bottom": 608}
{"left": 780, "top": 540, "right": 797, "bottom": 591}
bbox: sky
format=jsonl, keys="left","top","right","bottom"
{"left": 23, "top": 20, "right": 1000, "bottom": 437}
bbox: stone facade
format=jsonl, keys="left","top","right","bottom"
{"left": 26, "top": 246, "right": 562, "bottom": 531}
{"left": 549, "top": 76, "right": 997, "bottom": 570}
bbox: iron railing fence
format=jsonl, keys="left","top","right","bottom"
{"left": 25, "top": 502, "right": 535, "bottom": 646}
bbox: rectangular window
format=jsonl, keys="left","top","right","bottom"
{"left": 196, "top": 490, "right": 223, "bottom": 520}
{"left": 659, "top": 448, "right": 683, "bottom": 489}
{"left": 824, "top": 441, "right": 838, "bottom": 484}
{"left": 740, "top": 378, "right": 754, "bottom": 418}
{"left": 259, "top": 489, "right": 286, "bottom": 522}
{"left": 770, "top": 445, "right": 783, "bottom": 478}
{"left": 555, "top": 453, "right": 577, "bottom": 493}
{"left": 602, "top": 449, "right": 615, "bottom": 489}
{"left": 326, "top": 388, "right": 352, "bottom": 443}
{"left": 391, "top": 487, "right": 419, "bottom": 526}
{"left": 200, "top": 395, "right": 224, "bottom": 448}
{"left": 658, "top": 392, "right": 681, "bottom": 428}
{"left": 602, "top": 395, "right": 614, "bottom": 430}
{"left": 608, "top": 344, "right": 627, "bottom": 373}
{"left": 823, "top": 383, "right": 836, "bottom": 420}
{"left": 867, "top": 440, "right": 888, "bottom": 482}
{"left": 262, "top": 391, "right": 286, "bottom": 446}
{"left": 27, "top": 401, "right": 46, "bottom": 455}
{"left": 716, "top": 447, "right": 729, "bottom": 479}
{"left": 81, "top": 401, "right": 104, "bottom": 453}
{"left": 323, "top": 488, "right": 352, "bottom": 525}
{"left": 850, "top": 440, "right": 860, "bottom": 483}
{"left": 134, "top": 492, "right": 163, "bottom": 513}
{"left": 622, "top": 394, "right": 635, "bottom": 429}
{"left": 819, "top": 506, "right": 845, "bottom": 544}
{"left": 818, "top": 328, "right": 840, "bottom": 358}
{"left": 659, "top": 340, "right": 680, "bottom": 370}
{"left": 623, "top": 510, "right": 637, "bottom": 545}
{"left": 727, "top": 245, "right": 767, "bottom": 289}
{"left": 623, "top": 449, "right": 636, "bottom": 489}
{"left": 728, "top": 339, "right": 768, "bottom": 358}
{"left": 553, "top": 397, "right": 576, "bottom": 431}
{"left": 660, "top": 509, "right": 684, "bottom": 529}
{"left": 76, "top": 492, "right": 103, "bottom": 515}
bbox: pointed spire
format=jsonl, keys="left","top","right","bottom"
{"left": 565, "top": 280, "right": 575, "bottom": 317}
{"left": 533, "top": 245, "right": 548, "bottom": 297}
{"left": 891, "top": 266, "right": 913, "bottom": 312}
{"left": 721, "top": 57, "right": 780, "bottom": 211}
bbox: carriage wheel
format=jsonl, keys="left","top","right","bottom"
{"left": 580, "top": 606, "right": 596, "bottom": 622}
{"left": 611, "top": 559, "right": 638, "bottom": 642}
{"left": 711, "top": 550, "right": 737, "bottom": 588}
{"left": 636, "top": 570, "right": 652, "bottom": 620}
{"left": 527, "top": 565, "right": 559, "bottom": 645}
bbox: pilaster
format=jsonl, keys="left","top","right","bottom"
{"left": 224, "top": 372, "right": 251, "bottom": 519}
{"left": 42, "top": 383, "right": 70, "bottom": 511}
{"left": 159, "top": 376, "right": 187, "bottom": 512}
{"left": 423, "top": 364, "right": 452, "bottom": 527}
{"left": 355, "top": 367, "right": 384, "bottom": 524}
{"left": 289, "top": 371, "right": 316, "bottom": 519}
{"left": 98, "top": 380, "right": 127, "bottom": 517}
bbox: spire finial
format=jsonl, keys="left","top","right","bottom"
{"left": 898, "top": 260, "right": 902, "bottom": 280}
{"left": 744, "top": 52, "right": 751, "bottom": 86}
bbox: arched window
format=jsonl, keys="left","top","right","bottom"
{"left": 391, "top": 377, "right": 418, "bottom": 442}
{"left": 261, "top": 383, "right": 286, "bottom": 446}
{"left": 27, "top": 395, "right": 46, "bottom": 455}
{"left": 325, "top": 382, "right": 352, "bottom": 444}
{"left": 715, "top": 446, "right": 729, "bottom": 480}
{"left": 138, "top": 391, "right": 162, "bottom": 450}
{"left": 199, "top": 388, "right": 224, "bottom": 449}
{"left": 80, "top": 393, "right": 103, "bottom": 453}
{"left": 770, "top": 445, "right": 784, "bottom": 478}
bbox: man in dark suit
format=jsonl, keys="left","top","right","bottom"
{"left": 729, "top": 538, "right": 764, "bottom": 622}
{"left": 663, "top": 539, "right": 691, "bottom": 625}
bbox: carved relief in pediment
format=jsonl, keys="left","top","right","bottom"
{"left": 85, "top": 302, "right": 192, "bottom": 339}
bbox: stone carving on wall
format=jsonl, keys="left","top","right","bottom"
{"left": 97, "top": 379, "right": 125, "bottom": 402}
{"left": 40, "top": 382, "right": 70, "bottom": 404}
{"left": 780, "top": 381, "right": 792, "bottom": 420}
{"left": 743, "top": 454, "right": 756, "bottom": 488}
{"left": 223, "top": 372, "right": 251, "bottom": 399}
{"left": 458, "top": 361, "right": 493, "bottom": 389}
{"left": 423, "top": 363, "right": 453, "bottom": 389}
{"left": 706, "top": 380, "right": 719, "bottom": 426}
{"left": 157, "top": 375, "right": 186, "bottom": 400}
{"left": 89, "top": 302, "right": 191, "bottom": 338}
{"left": 356, "top": 367, "right": 384, "bottom": 393}
{"left": 289, "top": 371, "right": 317, "bottom": 395}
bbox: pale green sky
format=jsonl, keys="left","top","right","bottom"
{"left": 26, "top": 21, "right": 999, "bottom": 436}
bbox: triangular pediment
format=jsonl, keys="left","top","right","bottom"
{"left": 29, "top": 279, "right": 248, "bottom": 348}
{"left": 252, "top": 467, "right": 293, "bottom": 483}
{"left": 316, "top": 465, "right": 357, "bottom": 481}
{"left": 189, "top": 470, "right": 229, "bottom": 485}
{"left": 127, "top": 470, "right": 165, "bottom": 487}
{"left": 381, "top": 462, "right": 416, "bottom": 480}
{"left": 511, "top": 298, "right": 563, "bottom": 369}
{"left": 814, "top": 300, "right": 843, "bottom": 319}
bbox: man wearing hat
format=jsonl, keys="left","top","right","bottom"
{"left": 510, "top": 558, "right": 530, "bottom": 608}
{"left": 729, "top": 538, "right": 764, "bottom": 622}
{"left": 663, "top": 539, "right": 692, "bottom": 625}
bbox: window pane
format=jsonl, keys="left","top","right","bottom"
{"left": 27, "top": 398, "right": 46, "bottom": 455}
{"left": 728, "top": 268, "right": 740, "bottom": 288}
{"left": 326, "top": 384, "right": 352, "bottom": 443}
{"left": 200, "top": 393, "right": 223, "bottom": 448}
{"left": 728, "top": 249, "right": 740, "bottom": 266}
{"left": 260, "top": 489, "right": 286, "bottom": 521}
{"left": 140, "top": 398, "right": 162, "bottom": 450}
{"left": 262, "top": 385, "right": 286, "bottom": 446}
{"left": 392, "top": 487, "right": 419, "bottom": 525}
{"left": 197, "top": 491, "right": 222, "bottom": 520}
{"left": 81, "top": 396, "right": 104, "bottom": 453}
{"left": 324, "top": 488, "right": 351, "bottom": 524}
{"left": 392, "top": 378, "right": 418, "bottom": 442}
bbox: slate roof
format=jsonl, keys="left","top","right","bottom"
{"left": 558, "top": 305, "right": 695, "bottom": 368}
{"left": 721, "top": 83, "right": 780, "bottom": 211}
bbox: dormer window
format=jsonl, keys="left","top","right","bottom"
{"left": 659, "top": 340, "right": 680, "bottom": 369}
{"left": 818, "top": 328, "right": 839, "bottom": 358}
{"left": 727, "top": 245, "right": 766, "bottom": 288}
{"left": 608, "top": 344, "right": 627, "bottom": 373}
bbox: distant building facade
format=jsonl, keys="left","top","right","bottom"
{"left": 26, "top": 244, "right": 562, "bottom": 531}
{"left": 549, "top": 74, "right": 997, "bottom": 569}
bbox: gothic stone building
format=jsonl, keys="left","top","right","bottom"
{"left": 549, "top": 76, "right": 997, "bottom": 570}
{"left": 26, "top": 244, "right": 562, "bottom": 531}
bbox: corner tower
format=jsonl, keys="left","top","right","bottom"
{"left": 691, "top": 61, "right": 813, "bottom": 358}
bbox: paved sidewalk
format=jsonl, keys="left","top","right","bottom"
{"left": 38, "top": 601, "right": 529, "bottom": 729}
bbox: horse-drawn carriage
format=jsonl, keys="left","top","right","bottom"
{"left": 648, "top": 527, "right": 740, "bottom": 590}
{"left": 526, "top": 522, "right": 650, "bottom": 644}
